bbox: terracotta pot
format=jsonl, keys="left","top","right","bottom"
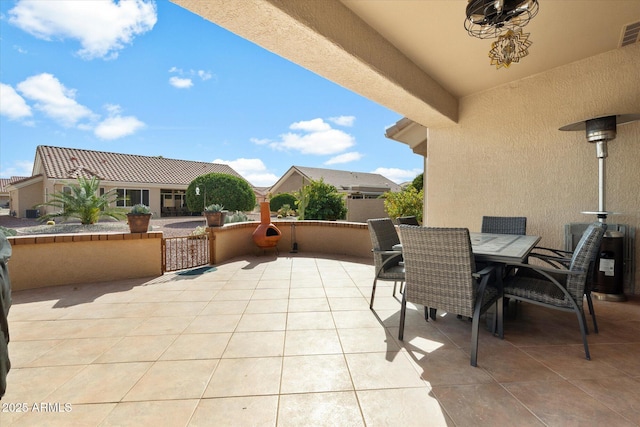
{"left": 204, "top": 211, "right": 226, "bottom": 227}
{"left": 252, "top": 202, "right": 282, "bottom": 249}
{"left": 127, "top": 213, "right": 151, "bottom": 233}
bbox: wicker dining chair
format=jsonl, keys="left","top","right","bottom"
{"left": 367, "top": 218, "right": 405, "bottom": 309}
{"left": 481, "top": 216, "right": 527, "bottom": 235}
{"left": 397, "top": 216, "right": 420, "bottom": 226}
{"left": 397, "top": 226, "right": 502, "bottom": 367}
{"left": 526, "top": 222, "right": 607, "bottom": 333}
{"left": 502, "top": 222, "right": 606, "bottom": 360}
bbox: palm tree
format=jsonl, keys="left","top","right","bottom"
{"left": 37, "top": 176, "right": 127, "bottom": 224}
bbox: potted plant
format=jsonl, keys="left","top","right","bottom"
{"left": 127, "top": 204, "right": 152, "bottom": 233}
{"left": 203, "top": 204, "right": 227, "bottom": 227}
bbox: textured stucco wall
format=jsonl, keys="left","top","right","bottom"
{"left": 426, "top": 45, "right": 640, "bottom": 294}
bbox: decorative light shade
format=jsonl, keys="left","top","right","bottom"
{"left": 488, "top": 29, "right": 532, "bottom": 69}
{"left": 465, "top": 0, "right": 539, "bottom": 39}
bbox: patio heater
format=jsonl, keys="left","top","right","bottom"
{"left": 560, "top": 113, "right": 640, "bottom": 301}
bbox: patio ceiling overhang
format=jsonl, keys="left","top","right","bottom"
{"left": 170, "top": 0, "right": 459, "bottom": 129}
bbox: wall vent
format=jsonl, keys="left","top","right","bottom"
{"left": 620, "top": 21, "right": 640, "bottom": 47}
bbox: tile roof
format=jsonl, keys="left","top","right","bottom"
{"left": 0, "top": 177, "right": 29, "bottom": 193}
{"left": 292, "top": 166, "right": 402, "bottom": 193}
{"left": 35, "top": 146, "right": 246, "bottom": 186}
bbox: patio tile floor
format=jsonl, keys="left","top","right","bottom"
{"left": 2, "top": 253, "right": 639, "bottom": 426}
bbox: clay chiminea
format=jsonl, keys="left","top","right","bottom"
{"left": 252, "top": 201, "right": 282, "bottom": 249}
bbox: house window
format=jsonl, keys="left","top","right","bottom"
{"left": 116, "top": 189, "right": 149, "bottom": 207}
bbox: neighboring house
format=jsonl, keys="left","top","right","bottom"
{"left": 6, "top": 145, "right": 249, "bottom": 219}
{"left": 0, "top": 177, "right": 29, "bottom": 210}
{"left": 269, "top": 166, "right": 403, "bottom": 222}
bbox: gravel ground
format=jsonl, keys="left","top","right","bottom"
{"left": 0, "top": 212, "right": 227, "bottom": 238}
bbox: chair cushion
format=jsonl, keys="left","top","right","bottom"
{"left": 504, "top": 276, "right": 572, "bottom": 308}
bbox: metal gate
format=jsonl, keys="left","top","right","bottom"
{"left": 162, "top": 234, "right": 210, "bottom": 272}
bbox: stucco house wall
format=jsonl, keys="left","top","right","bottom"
{"left": 425, "top": 44, "right": 640, "bottom": 294}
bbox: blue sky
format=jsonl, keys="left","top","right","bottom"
{"left": 0, "top": 0, "right": 422, "bottom": 187}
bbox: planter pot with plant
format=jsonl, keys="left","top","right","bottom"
{"left": 203, "top": 204, "right": 227, "bottom": 227}
{"left": 127, "top": 204, "right": 152, "bottom": 233}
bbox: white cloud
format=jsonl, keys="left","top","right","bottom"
{"left": 8, "top": 0, "right": 157, "bottom": 60}
{"left": 324, "top": 152, "right": 363, "bottom": 165}
{"left": 16, "top": 73, "right": 95, "bottom": 127}
{"left": 290, "top": 118, "right": 331, "bottom": 132}
{"left": 0, "top": 83, "right": 32, "bottom": 120}
{"left": 0, "top": 160, "right": 34, "bottom": 178}
{"left": 372, "top": 167, "right": 422, "bottom": 184}
{"left": 266, "top": 118, "right": 355, "bottom": 155}
{"left": 169, "top": 76, "right": 193, "bottom": 89}
{"left": 94, "top": 105, "right": 145, "bottom": 140}
{"left": 328, "top": 115, "right": 355, "bottom": 127}
{"left": 198, "top": 70, "right": 212, "bottom": 81}
{"left": 212, "top": 158, "right": 279, "bottom": 187}
{"left": 250, "top": 137, "right": 270, "bottom": 145}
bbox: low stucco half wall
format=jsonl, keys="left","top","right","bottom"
{"left": 211, "top": 220, "right": 372, "bottom": 264}
{"left": 7, "top": 232, "right": 163, "bottom": 291}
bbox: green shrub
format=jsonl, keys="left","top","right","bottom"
{"left": 270, "top": 193, "right": 297, "bottom": 212}
{"left": 129, "top": 204, "right": 151, "bottom": 214}
{"left": 225, "top": 211, "right": 250, "bottom": 223}
{"left": 383, "top": 186, "right": 423, "bottom": 223}
{"left": 0, "top": 226, "right": 17, "bottom": 237}
{"left": 302, "top": 179, "right": 347, "bottom": 221}
{"left": 186, "top": 173, "right": 255, "bottom": 213}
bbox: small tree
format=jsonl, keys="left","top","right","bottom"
{"left": 383, "top": 186, "right": 424, "bottom": 223}
{"left": 411, "top": 173, "right": 423, "bottom": 191}
{"left": 36, "top": 176, "right": 126, "bottom": 224}
{"left": 302, "top": 179, "right": 347, "bottom": 221}
{"left": 186, "top": 173, "right": 255, "bottom": 213}
{"left": 269, "top": 193, "right": 297, "bottom": 213}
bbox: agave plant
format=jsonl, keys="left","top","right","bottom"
{"left": 37, "top": 176, "right": 127, "bottom": 224}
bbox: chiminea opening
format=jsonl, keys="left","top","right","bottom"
{"left": 265, "top": 227, "right": 279, "bottom": 237}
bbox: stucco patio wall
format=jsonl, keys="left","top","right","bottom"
{"left": 210, "top": 220, "right": 372, "bottom": 264}
{"left": 6, "top": 232, "right": 163, "bottom": 291}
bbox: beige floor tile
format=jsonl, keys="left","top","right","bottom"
{"left": 222, "top": 331, "right": 285, "bottom": 358}
{"left": 345, "top": 351, "right": 425, "bottom": 390}
{"left": 281, "top": 354, "right": 353, "bottom": 393}
{"left": 521, "top": 344, "right": 627, "bottom": 379}
{"left": 184, "top": 314, "right": 242, "bottom": 333}
{"left": 29, "top": 337, "right": 120, "bottom": 367}
{"left": 100, "top": 399, "right": 199, "bottom": 426}
{"left": 278, "top": 391, "right": 364, "bottom": 427}
{"left": 256, "top": 279, "right": 291, "bottom": 289}
{"left": 358, "top": 387, "right": 452, "bottom": 427}
{"left": 504, "top": 380, "right": 635, "bottom": 426}
{"left": 245, "top": 298, "right": 289, "bottom": 314}
{"left": 287, "top": 298, "right": 330, "bottom": 312}
{"left": 327, "top": 297, "right": 370, "bottom": 311}
{"left": 160, "top": 333, "right": 231, "bottom": 360}
{"left": 2, "top": 365, "right": 85, "bottom": 403}
{"left": 189, "top": 396, "right": 278, "bottom": 427}
{"left": 284, "top": 329, "right": 343, "bottom": 356}
{"left": 338, "top": 327, "right": 400, "bottom": 354}
{"left": 286, "top": 311, "right": 335, "bottom": 330}
{"left": 212, "top": 289, "right": 255, "bottom": 300}
{"left": 48, "top": 362, "right": 152, "bottom": 404}
{"left": 204, "top": 356, "right": 282, "bottom": 397}
{"left": 406, "top": 347, "right": 496, "bottom": 386}
{"left": 289, "top": 288, "right": 326, "bottom": 299}
{"left": 199, "top": 300, "right": 248, "bottom": 315}
{"left": 236, "top": 313, "right": 287, "bottom": 331}
{"left": 222, "top": 280, "right": 259, "bottom": 290}
{"left": 123, "top": 360, "right": 217, "bottom": 401}
{"left": 5, "top": 403, "right": 116, "bottom": 427}
{"left": 174, "top": 290, "right": 218, "bottom": 302}
{"left": 126, "top": 315, "right": 194, "bottom": 336}
{"left": 323, "top": 287, "right": 363, "bottom": 298}
{"left": 332, "top": 310, "right": 382, "bottom": 329}
{"left": 150, "top": 301, "right": 208, "bottom": 317}
{"left": 95, "top": 335, "right": 178, "bottom": 363}
{"left": 252, "top": 288, "right": 290, "bottom": 300}
{"left": 6, "top": 339, "right": 63, "bottom": 368}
